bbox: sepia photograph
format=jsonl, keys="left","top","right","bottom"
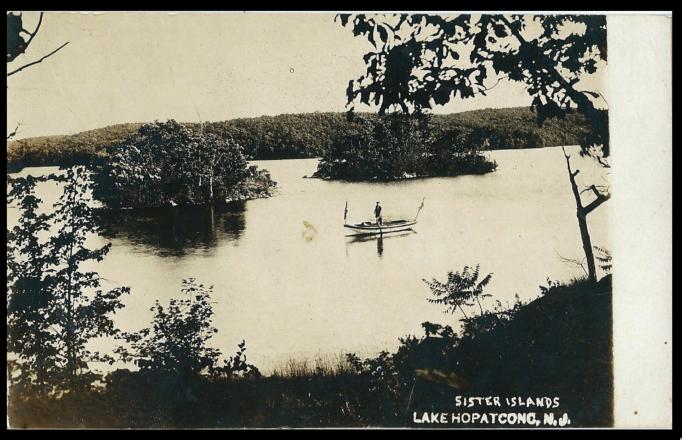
{"left": 6, "top": 10, "right": 672, "bottom": 429}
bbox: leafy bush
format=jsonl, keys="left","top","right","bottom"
{"left": 426, "top": 127, "right": 498, "bottom": 176}
{"left": 313, "top": 114, "right": 430, "bottom": 180}
{"left": 213, "top": 340, "right": 261, "bottom": 380}
{"left": 539, "top": 277, "right": 562, "bottom": 296}
{"left": 116, "top": 278, "right": 259, "bottom": 380}
{"left": 345, "top": 335, "right": 421, "bottom": 424}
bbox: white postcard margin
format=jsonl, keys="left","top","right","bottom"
{"left": 608, "top": 14, "right": 672, "bottom": 429}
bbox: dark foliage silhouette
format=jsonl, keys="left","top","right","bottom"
{"left": 115, "top": 278, "right": 260, "bottom": 379}
{"left": 7, "top": 174, "right": 58, "bottom": 395}
{"left": 7, "top": 167, "right": 129, "bottom": 394}
{"left": 423, "top": 264, "right": 494, "bottom": 320}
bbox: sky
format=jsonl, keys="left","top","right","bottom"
{"left": 8, "top": 12, "right": 577, "bottom": 139}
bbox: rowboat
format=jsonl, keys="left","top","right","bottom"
{"left": 343, "top": 197, "right": 425, "bottom": 237}
{"left": 344, "top": 219, "right": 417, "bottom": 236}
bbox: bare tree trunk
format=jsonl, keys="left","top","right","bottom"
{"left": 562, "top": 147, "right": 609, "bottom": 283}
{"left": 65, "top": 190, "right": 77, "bottom": 386}
{"left": 475, "top": 296, "right": 484, "bottom": 315}
{"left": 577, "top": 212, "right": 597, "bottom": 282}
{"left": 457, "top": 304, "right": 469, "bottom": 320}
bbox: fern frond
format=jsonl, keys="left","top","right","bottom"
{"left": 478, "top": 272, "right": 493, "bottom": 290}
{"left": 471, "top": 264, "right": 480, "bottom": 283}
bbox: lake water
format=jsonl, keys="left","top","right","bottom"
{"left": 7, "top": 146, "right": 609, "bottom": 374}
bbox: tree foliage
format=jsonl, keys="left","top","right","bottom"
{"left": 345, "top": 335, "right": 421, "bottom": 423}
{"left": 423, "top": 264, "right": 494, "bottom": 320}
{"left": 116, "top": 279, "right": 219, "bottom": 375}
{"left": 7, "top": 175, "right": 58, "bottom": 395}
{"left": 7, "top": 12, "right": 30, "bottom": 63}
{"left": 116, "top": 278, "right": 260, "bottom": 379}
{"left": 48, "top": 167, "right": 130, "bottom": 388}
{"left": 6, "top": 11, "right": 69, "bottom": 77}
{"left": 7, "top": 167, "right": 129, "bottom": 394}
{"left": 314, "top": 113, "right": 497, "bottom": 180}
{"left": 90, "top": 120, "right": 276, "bottom": 209}
{"left": 339, "top": 14, "right": 608, "bottom": 160}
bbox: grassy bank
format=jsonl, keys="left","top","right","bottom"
{"left": 7, "top": 107, "right": 590, "bottom": 173}
{"left": 8, "top": 275, "right": 612, "bottom": 428}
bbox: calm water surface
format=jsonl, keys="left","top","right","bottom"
{"left": 7, "top": 146, "right": 609, "bottom": 373}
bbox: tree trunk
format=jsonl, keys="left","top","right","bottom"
{"left": 562, "top": 147, "right": 606, "bottom": 283}
{"left": 457, "top": 304, "right": 469, "bottom": 320}
{"left": 577, "top": 212, "right": 597, "bottom": 282}
{"left": 476, "top": 296, "right": 484, "bottom": 315}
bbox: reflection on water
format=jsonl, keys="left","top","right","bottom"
{"left": 346, "top": 230, "right": 418, "bottom": 257}
{"left": 94, "top": 202, "right": 247, "bottom": 257}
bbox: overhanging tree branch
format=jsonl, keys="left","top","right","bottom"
{"left": 7, "top": 123, "right": 20, "bottom": 140}
{"left": 7, "top": 41, "right": 69, "bottom": 77}
{"left": 583, "top": 187, "right": 610, "bottom": 215}
{"left": 554, "top": 249, "right": 589, "bottom": 277}
{"left": 22, "top": 12, "right": 44, "bottom": 54}
{"left": 497, "top": 15, "right": 599, "bottom": 117}
{"left": 595, "top": 155, "right": 611, "bottom": 168}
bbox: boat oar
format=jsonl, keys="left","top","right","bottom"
{"left": 414, "top": 197, "right": 425, "bottom": 221}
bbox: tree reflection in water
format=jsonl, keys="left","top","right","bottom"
{"left": 94, "top": 201, "right": 247, "bottom": 257}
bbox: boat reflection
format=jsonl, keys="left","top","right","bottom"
{"left": 345, "top": 229, "right": 417, "bottom": 257}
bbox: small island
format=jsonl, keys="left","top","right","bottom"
{"left": 90, "top": 120, "right": 277, "bottom": 209}
{"left": 312, "top": 113, "right": 498, "bottom": 181}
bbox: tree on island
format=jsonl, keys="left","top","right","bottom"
{"left": 91, "top": 120, "right": 276, "bottom": 209}
{"left": 339, "top": 13, "right": 610, "bottom": 281}
{"left": 314, "top": 107, "right": 498, "bottom": 181}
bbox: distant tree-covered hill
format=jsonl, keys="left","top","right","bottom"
{"left": 7, "top": 107, "right": 591, "bottom": 172}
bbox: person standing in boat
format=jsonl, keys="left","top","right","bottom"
{"left": 374, "top": 201, "right": 383, "bottom": 226}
